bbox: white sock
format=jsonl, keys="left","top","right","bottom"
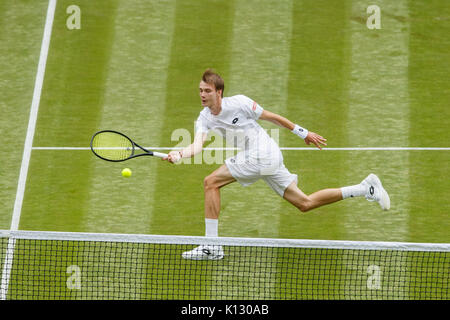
{"left": 341, "top": 184, "right": 367, "bottom": 199}
{"left": 205, "top": 218, "right": 219, "bottom": 237}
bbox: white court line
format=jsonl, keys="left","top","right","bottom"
{"left": 32, "top": 146, "right": 450, "bottom": 151}
{"left": 0, "top": 0, "right": 57, "bottom": 301}
{"left": 11, "top": 1, "right": 56, "bottom": 230}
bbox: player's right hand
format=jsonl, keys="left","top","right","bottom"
{"left": 165, "top": 150, "right": 182, "bottom": 163}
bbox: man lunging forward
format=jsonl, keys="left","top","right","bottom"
{"left": 163, "top": 69, "right": 390, "bottom": 260}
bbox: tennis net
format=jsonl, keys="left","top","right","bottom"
{"left": 0, "top": 230, "right": 448, "bottom": 300}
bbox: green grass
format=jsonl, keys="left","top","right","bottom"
{"left": 0, "top": 0, "right": 49, "bottom": 229}
{"left": 1, "top": 0, "right": 449, "bottom": 299}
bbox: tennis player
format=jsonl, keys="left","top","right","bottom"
{"left": 163, "top": 69, "right": 390, "bottom": 260}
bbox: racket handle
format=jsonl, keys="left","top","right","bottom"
{"left": 152, "top": 151, "right": 168, "bottom": 158}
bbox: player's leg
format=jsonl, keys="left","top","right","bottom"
{"left": 283, "top": 182, "right": 343, "bottom": 212}
{"left": 182, "top": 164, "right": 236, "bottom": 260}
{"left": 263, "top": 162, "right": 342, "bottom": 212}
{"left": 203, "top": 164, "right": 236, "bottom": 220}
{"left": 283, "top": 173, "right": 390, "bottom": 212}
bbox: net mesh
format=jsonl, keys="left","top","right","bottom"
{"left": 1, "top": 231, "right": 448, "bottom": 300}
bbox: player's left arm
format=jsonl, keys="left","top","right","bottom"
{"left": 259, "top": 110, "right": 327, "bottom": 150}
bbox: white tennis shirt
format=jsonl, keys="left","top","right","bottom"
{"left": 195, "top": 95, "right": 281, "bottom": 162}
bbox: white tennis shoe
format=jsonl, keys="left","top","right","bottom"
{"left": 362, "top": 174, "right": 390, "bottom": 211}
{"left": 182, "top": 245, "right": 224, "bottom": 260}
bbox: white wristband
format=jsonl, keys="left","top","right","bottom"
{"left": 170, "top": 150, "right": 182, "bottom": 163}
{"left": 175, "top": 150, "right": 183, "bottom": 163}
{"left": 292, "top": 124, "right": 309, "bottom": 139}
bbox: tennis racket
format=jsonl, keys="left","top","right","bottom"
{"left": 90, "top": 130, "right": 167, "bottom": 162}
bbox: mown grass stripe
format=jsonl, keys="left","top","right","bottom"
{"left": 150, "top": 0, "right": 236, "bottom": 237}
{"left": 281, "top": 0, "right": 350, "bottom": 243}
{"left": 85, "top": 0, "right": 176, "bottom": 235}
{"left": 344, "top": 0, "right": 411, "bottom": 299}
{"left": 0, "top": 0, "right": 49, "bottom": 229}
{"left": 216, "top": 0, "right": 294, "bottom": 299}
{"left": 146, "top": 0, "right": 236, "bottom": 301}
{"left": 407, "top": 0, "right": 450, "bottom": 245}
{"left": 20, "top": 0, "right": 120, "bottom": 233}
{"left": 345, "top": 0, "right": 410, "bottom": 240}
{"left": 223, "top": 0, "right": 294, "bottom": 241}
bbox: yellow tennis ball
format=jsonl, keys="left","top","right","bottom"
{"left": 121, "top": 168, "right": 132, "bottom": 178}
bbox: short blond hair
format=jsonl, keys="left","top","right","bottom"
{"left": 202, "top": 69, "right": 224, "bottom": 97}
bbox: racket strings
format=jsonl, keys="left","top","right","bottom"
{"left": 92, "top": 132, "right": 134, "bottom": 161}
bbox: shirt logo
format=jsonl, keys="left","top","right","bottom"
{"left": 232, "top": 118, "right": 239, "bottom": 124}
{"left": 252, "top": 101, "right": 257, "bottom": 111}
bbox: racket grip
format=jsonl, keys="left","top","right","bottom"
{"left": 152, "top": 152, "right": 168, "bottom": 158}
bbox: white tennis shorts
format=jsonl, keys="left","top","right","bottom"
{"left": 225, "top": 149, "right": 298, "bottom": 197}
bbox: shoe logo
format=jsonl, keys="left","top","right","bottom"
{"left": 232, "top": 117, "right": 239, "bottom": 124}
{"left": 369, "top": 186, "right": 374, "bottom": 196}
{"left": 202, "top": 248, "right": 211, "bottom": 255}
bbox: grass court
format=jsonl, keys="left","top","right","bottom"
{"left": 0, "top": 0, "right": 448, "bottom": 299}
